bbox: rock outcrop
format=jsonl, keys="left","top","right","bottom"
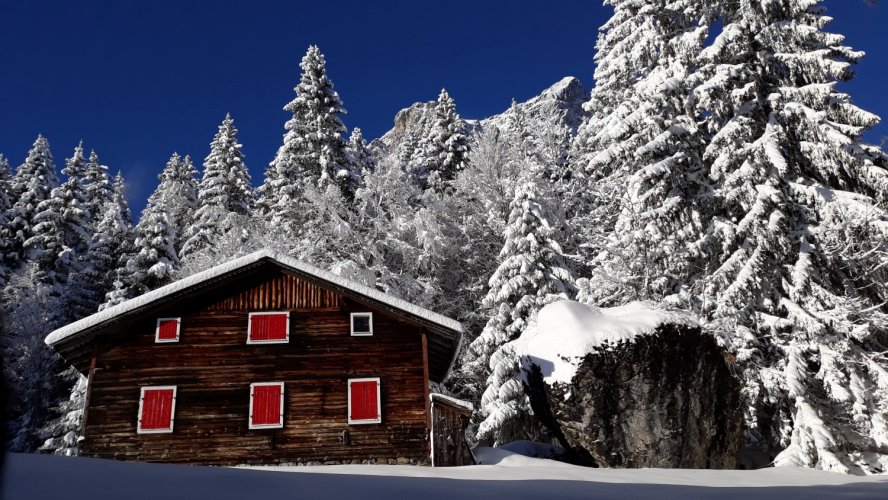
{"left": 525, "top": 323, "right": 745, "bottom": 469}
{"left": 372, "top": 76, "right": 589, "bottom": 151}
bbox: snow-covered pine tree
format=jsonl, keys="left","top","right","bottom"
{"left": 9, "top": 135, "right": 58, "bottom": 262}
{"left": 123, "top": 207, "right": 178, "bottom": 298}
{"left": 465, "top": 180, "right": 575, "bottom": 444}
{"left": 152, "top": 153, "right": 198, "bottom": 254}
{"left": 687, "top": 0, "right": 888, "bottom": 474}
{"left": 0, "top": 154, "right": 14, "bottom": 282}
{"left": 22, "top": 143, "right": 92, "bottom": 295}
{"left": 38, "top": 372, "right": 86, "bottom": 456}
{"left": 417, "top": 89, "right": 469, "bottom": 192}
{"left": 260, "top": 45, "right": 350, "bottom": 227}
{"left": 579, "top": 1, "right": 709, "bottom": 306}
{"left": 82, "top": 150, "right": 114, "bottom": 228}
{"left": 118, "top": 158, "right": 186, "bottom": 298}
{"left": 111, "top": 172, "right": 134, "bottom": 230}
{"left": 567, "top": 0, "right": 685, "bottom": 275}
{"left": 344, "top": 127, "right": 376, "bottom": 181}
{"left": 80, "top": 172, "right": 135, "bottom": 311}
{"left": 180, "top": 113, "right": 253, "bottom": 262}
{"left": 1, "top": 263, "right": 68, "bottom": 452}
{"left": 532, "top": 102, "right": 573, "bottom": 183}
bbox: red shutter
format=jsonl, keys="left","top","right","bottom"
{"left": 251, "top": 384, "right": 283, "bottom": 427}
{"left": 350, "top": 380, "right": 379, "bottom": 421}
{"left": 140, "top": 388, "right": 175, "bottom": 431}
{"left": 156, "top": 319, "right": 179, "bottom": 341}
{"left": 249, "top": 313, "right": 288, "bottom": 342}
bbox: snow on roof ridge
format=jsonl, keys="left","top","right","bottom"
{"left": 46, "top": 249, "right": 462, "bottom": 347}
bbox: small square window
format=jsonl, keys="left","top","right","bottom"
{"left": 155, "top": 318, "right": 181, "bottom": 343}
{"left": 350, "top": 312, "right": 373, "bottom": 336}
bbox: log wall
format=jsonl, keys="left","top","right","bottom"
{"left": 80, "top": 271, "right": 431, "bottom": 465}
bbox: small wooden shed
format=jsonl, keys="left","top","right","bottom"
{"left": 45, "top": 249, "right": 471, "bottom": 466}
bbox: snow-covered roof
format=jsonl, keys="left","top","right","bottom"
{"left": 430, "top": 392, "right": 474, "bottom": 412}
{"left": 46, "top": 249, "right": 462, "bottom": 348}
{"left": 517, "top": 300, "right": 698, "bottom": 384}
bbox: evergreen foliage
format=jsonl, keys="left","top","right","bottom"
{"left": 466, "top": 181, "right": 575, "bottom": 443}
{"left": 181, "top": 113, "right": 252, "bottom": 261}
{"left": 260, "top": 44, "right": 349, "bottom": 227}
{"left": 10, "top": 136, "right": 58, "bottom": 261}
{"left": 415, "top": 89, "right": 469, "bottom": 191}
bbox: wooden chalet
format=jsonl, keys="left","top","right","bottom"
{"left": 45, "top": 249, "right": 473, "bottom": 467}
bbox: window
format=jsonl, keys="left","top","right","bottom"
{"left": 350, "top": 312, "right": 373, "bottom": 336}
{"left": 155, "top": 317, "right": 181, "bottom": 343}
{"left": 249, "top": 382, "right": 284, "bottom": 429}
{"left": 137, "top": 386, "right": 177, "bottom": 434}
{"left": 247, "top": 312, "right": 289, "bottom": 344}
{"left": 348, "top": 378, "right": 381, "bottom": 424}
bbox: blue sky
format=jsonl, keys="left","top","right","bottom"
{"left": 0, "top": 0, "right": 885, "bottom": 217}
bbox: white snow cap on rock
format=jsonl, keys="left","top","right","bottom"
{"left": 517, "top": 300, "right": 698, "bottom": 384}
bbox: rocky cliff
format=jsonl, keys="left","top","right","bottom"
{"left": 372, "top": 76, "right": 589, "bottom": 152}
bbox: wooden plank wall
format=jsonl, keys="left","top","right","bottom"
{"left": 81, "top": 271, "right": 430, "bottom": 465}
{"left": 431, "top": 403, "right": 471, "bottom": 467}
{"left": 207, "top": 272, "right": 342, "bottom": 311}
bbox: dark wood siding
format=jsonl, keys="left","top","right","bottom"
{"left": 431, "top": 400, "right": 472, "bottom": 467}
{"left": 80, "top": 270, "right": 431, "bottom": 465}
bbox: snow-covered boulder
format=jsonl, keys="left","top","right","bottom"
{"left": 519, "top": 300, "right": 744, "bottom": 469}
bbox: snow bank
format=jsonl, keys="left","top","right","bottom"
{"left": 5, "top": 452, "right": 887, "bottom": 500}
{"left": 517, "top": 300, "right": 697, "bottom": 384}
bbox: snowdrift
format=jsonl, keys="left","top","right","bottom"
{"left": 516, "top": 300, "right": 697, "bottom": 383}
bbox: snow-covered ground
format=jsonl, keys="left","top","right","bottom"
{"left": 4, "top": 450, "right": 887, "bottom": 500}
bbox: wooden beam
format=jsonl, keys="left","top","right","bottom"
{"left": 80, "top": 342, "right": 98, "bottom": 440}
{"left": 421, "top": 331, "right": 431, "bottom": 456}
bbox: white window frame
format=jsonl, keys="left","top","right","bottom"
{"left": 350, "top": 312, "right": 374, "bottom": 336}
{"left": 154, "top": 317, "right": 181, "bottom": 343}
{"left": 347, "top": 377, "right": 382, "bottom": 425}
{"left": 249, "top": 382, "right": 285, "bottom": 430}
{"left": 246, "top": 311, "right": 290, "bottom": 344}
{"left": 137, "top": 385, "right": 177, "bottom": 434}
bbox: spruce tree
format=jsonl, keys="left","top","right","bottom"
{"left": 124, "top": 206, "right": 178, "bottom": 297}
{"left": 10, "top": 135, "right": 58, "bottom": 261}
{"left": 260, "top": 44, "right": 349, "bottom": 227}
{"left": 344, "top": 127, "right": 376, "bottom": 182}
{"left": 118, "top": 158, "right": 187, "bottom": 298}
{"left": 466, "top": 181, "right": 575, "bottom": 443}
{"left": 686, "top": 0, "right": 888, "bottom": 473}
{"left": 23, "top": 143, "right": 91, "bottom": 291}
{"left": 580, "top": 1, "right": 709, "bottom": 305}
{"left": 82, "top": 150, "right": 114, "bottom": 228}
{"left": 181, "top": 113, "right": 253, "bottom": 260}
{"left": 1, "top": 263, "right": 68, "bottom": 453}
{"left": 79, "top": 172, "right": 135, "bottom": 313}
{"left": 145, "top": 153, "right": 198, "bottom": 254}
{"left": 568, "top": 0, "right": 685, "bottom": 273}
{"left": 418, "top": 89, "right": 469, "bottom": 191}
{"left": 0, "top": 154, "right": 14, "bottom": 281}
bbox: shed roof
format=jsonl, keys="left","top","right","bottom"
{"left": 46, "top": 249, "right": 464, "bottom": 381}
